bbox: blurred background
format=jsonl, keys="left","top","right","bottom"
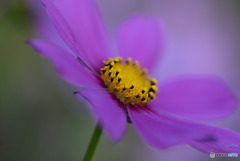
{"left": 0, "top": 0, "right": 240, "bottom": 161}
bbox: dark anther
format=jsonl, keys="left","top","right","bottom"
{"left": 109, "top": 65, "right": 113, "bottom": 70}
{"left": 108, "top": 72, "right": 111, "bottom": 77}
{"left": 118, "top": 78, "right": 121, "bottom": 83}
{"left": 102, "top": 70, "right": 106, "bottom": 74}
{"left": 114, "top": 60, "right": 117, "bottom": 64}
{"left": 135, "top": 95, "right": 140, "bottom": 98}
{"left": 150, "top": 96, "right": 154, "bottom": 100}
{"left": 110, "top": 78, "right": 114, "bottom": 82}
{"left": 141, "top": 98, "right": 146, "bottom": 101}
{"left": 141, "top": 90, "right": 145, "bottom": 93}
{"left": 148, "top": 93, "right": 151, "bottom": 97}
{"left": 130, "top": 85, "right": 134, "bottom": 89}
{"left": 150, "top": 82, "right": 155, "bottom": 85}
{"left": 115, "top": 71, "right": 119, "bottom": 76}
{"left": 148, "top": 88, "right": 155, "bottom": 93}
{"left": 123, "top": 87, "right": 126, "bottom": 91}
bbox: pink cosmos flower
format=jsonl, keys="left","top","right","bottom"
{"left": 27, "top": 0, "right": 240, "bottom": 154}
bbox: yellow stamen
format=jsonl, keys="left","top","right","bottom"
{"left": 100, "top": 57, "right": 158, "bottom": 106}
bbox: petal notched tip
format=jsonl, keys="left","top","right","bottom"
{"left": 190, "top": 125, "right": 240, "bottom": 153}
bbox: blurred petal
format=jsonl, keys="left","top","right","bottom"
{"left": 76, "top": 89, "right": 126, "bottom": 141}
{"left": 190, "top": 125, "right": 240, "bottom": 153}
{"left": 151, "top": 76, "right": 236, "bottom": 119}
{"left": 27, "top": 40, "right": 100, "bottom": 88}
{"left": 128, "top": 107, "right": 208, "bottom": 149}
{"left": 116, "top": 17, "right": 164, "bottom": 72}
{"left": 29, "top": 0, "right": 69, "bottom": 51}
{"left": 42, "top": 0, "right": 110, "bottom": 71}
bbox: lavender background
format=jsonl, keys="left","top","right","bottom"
{"left": 0, "top": 0, "right": 240, "bottom": 160}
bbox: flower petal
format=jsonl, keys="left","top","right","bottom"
{"left": 27, "top": 40, "right": 100, "bottom": 88}
{"left": 129, "top": 107, "right": 240, "bottom": 153}
{"left": 29, "top": 0, "right": 68, "bottom": 50}
{"left": 76, "top": 89, "right": 127, "bottom": 141}
{"left": 116, "top": 17, "right": 164, "bottom": 72}
{"left": 151, "top": 76, "right": 236, "bottom": 119}
{"left": 190, "top": 125, "right": 240, "bottom": 153}
{"left": 42, "top": 0, "right": 110, "bottom": 71}
{"left": 128, "top": 107, "right": 208, "bottom": 149}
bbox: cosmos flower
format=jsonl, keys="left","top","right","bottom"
{"left": 27, "top": 0, "right": 240, "bottom": 154}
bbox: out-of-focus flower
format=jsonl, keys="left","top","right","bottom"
{"left": 27, "top": 0, "right": 240, "bottom": 154}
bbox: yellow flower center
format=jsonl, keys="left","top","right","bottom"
{"left": 100, "top": 57, "right": 158, "bottom": 106}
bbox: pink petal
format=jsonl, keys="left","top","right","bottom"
{"left": 190, "top": 125, "right": 240, "bottom": 153}
{"left": 27, "top": 40, "right": 100, "bottom": 88}
{"left": 128, "top": 107, "right": 208, "bottom": 149}
{"left": 129, "top": 107, "right": 240, "bottom": 153}
{"left": 42, "top": 0, "right": 110, "bottom": 71}
{"left": 151, "top": 76, "right": 236, "bottom": 120}
{"left": 29, "top": 0, "right": 68, "bottom": 50}
{"left": 116, "top": 16, "right": 164, "bottom": 72}
{"left": 76, "top": 89, "right": 127, "bottom": 141}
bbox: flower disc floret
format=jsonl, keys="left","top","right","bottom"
{"left": 100, "top": 57, "right": 158, "bottom": 106}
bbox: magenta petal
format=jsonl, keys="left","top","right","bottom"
{"left": 116, "top": 17, "right": 164, "bottom": 72}
{"left": 42, "top": 0, "right": 110, "bottom": 71}
{"left": 76, "top": 89, "right": 126, "bottom": 141}
{"left": 27, "top": 40, "right": 100, "bottom": 88}
{"left": 190, "top": 125, "right": 240, "bottom": 153}
{"left": 128, "top": 107, "right": 208, "bottom": 149}
{"left": 151, "top": 76, "right": 236, "bottom": 119}
{"left": 29, "top": 0, "right": 69, "bottom": 52}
